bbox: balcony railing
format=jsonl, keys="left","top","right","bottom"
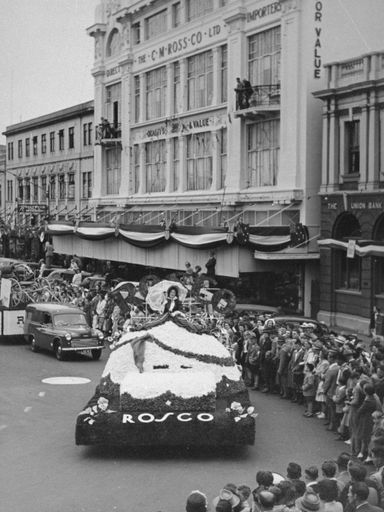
{"left": 234, "top": 83, "right": 280, "bottom": 114}
{"left": 95, "top": 121, "right": 122, "bottom": 146}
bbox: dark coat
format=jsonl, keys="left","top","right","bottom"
{"left": 356, "top": 395, "right": 378, "bottom": 441}
{"left": 323, "top": 362, "right": 339, "bottom": 399}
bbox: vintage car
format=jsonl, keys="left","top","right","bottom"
{"left": 24, "top": 303, "right": 105, "bottom": 360}
{"left": 76, "top": 313, "right": 256, "bottom": 447}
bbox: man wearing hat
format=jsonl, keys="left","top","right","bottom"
{"left": 212, "top": 484, "right": 241, "bottom": 511}
{"left": 323, "top": 351, "right": 341, "bottom": 431}
{"left": 296, "top": 491, "right": 321, "bottom": 512}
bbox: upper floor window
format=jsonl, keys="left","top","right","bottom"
{"left": 7, "top": 142, "right": 14, "bottom": 160}
{"left": 345, "top": 120, "right": 360, "bottom": 175}
{"left": 146, "top": 67, "right": 167, "bottom": 120}
{"left": 133, "top": 145, "right": 140, "bottom": 194}
{"left": 25, "top": 138, "right": 30, "bottom": 157}
{"left": 187, "top": 51, "right": 213, "bottom": 110}
{"left": 68, "top": 127, "right": 74, "bottom": 149}
{"left": 186, "top": 0, "right": 213, "bottom": 21}
{"left": 106, "top": 29, "right": 120, "bottom": 57}
{"left": 7, "top": 180, "right": 13, "bottom": 202}
{"left": 59, "top": 174, "right": 65, "bottom": 199}
{"left": 18, "top": 140, "right": 22, "bottom": 158}
{"left": 41, "top": 134, "right": 47, "bottom": 154}
{"left": 133, "top": 22, "right": 141, "bottom": 45}
{"left": 172, "top": 2, "right": 181, "bottom": 27}
{"left": 248, "top": 26, "right": 281, "bottom": 86}
{"left": 145, "top": 140, "right": 166, "bottom": 193}
{"left": 33, "top": 136, "right": 38, "bottom": 156}
{"left": 186, "top": 132, "right": 212, "bottom": 191}
{"left": 59, "top": 130, "right": 64, "bottom": 150}
{"left": 106, "top": 147, "right": 121, "bottom": 195}
{"left": 41, "top": 176, "right": 47, "bottom": 201}
{"left": 82, "top": 171, "right": 92, "bottom": 199}
{"left": 220, "top": 45, "right": 228, "bottom": 103}
{"left": 106, "top": 83, "right": 121, "bottom": 129}
{"left": 50, "top": 131, "right": 55, "bottom": 152}
{"left": 32, "top": 177, "right": 39, "bottom": 202}
{"left": 68, "top": 173, "right": 75, "bottom": 199}
{"left": 173, "top": 61, "right": 181, "bottom": 114}
{"left": 83, "top": 123, "right": 92, "bottom": 146}
{"left": 49, "top": 176, "right": 56, "bottom": 200}
{"left": 134, "top": 75, "right": 140, "bottom": 123}
{"left": 18, "top": 179, "right": 23, "bottom": 200}
{"left": 247, "top": 118, "right": 280, "bottom": 187}
{"left": 145, "top": 9, "right": 167, "bottom": 40}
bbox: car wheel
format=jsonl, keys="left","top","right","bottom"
{"left": 54, "top": 344, "right": 65, "bottom": 361}
{"left": 91, "top": 349, "right": 102, "bottom": 361}
{"left": 30, "top": 336, "right": 38, "bottom": 352}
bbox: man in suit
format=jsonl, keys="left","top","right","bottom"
{"left": 348, "top": 482, "right": 382, "bottom": 512}
{"left": 323, "top": 350, "right": 340, "bottom": 431}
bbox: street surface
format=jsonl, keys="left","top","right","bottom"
{"left": 1, "top": 338, "right": 345, "bottom": 512}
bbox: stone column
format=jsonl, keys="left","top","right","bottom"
{"left": 359, "top": 104, "right": 369, "bottom": 186}
{"left": 178, "top": 135, "right": 187, "bottom": 193}
{"left": 320, "top": 106, "right": 329, "bottom": 192}
{"left": 92, "top": 67, "right": 106, "bottom": 199}
{"left": 212, "top": 46, "right": 220, "bottom": 107}
{"left": 328, "top": 99, "right": 339, "bottom": 188}
{"left": 180, "top": 58, "right": 188, "bottom": 113}
{"left": 165, "top": 138, "right": 172, "bottom": 193}
{"left": 138, "top": 143, "right": 146, "bottom": 195}
{"left": 210, "top": 129, "right": 220, "bottom": 191}
{"left": 367, "top": 91, "right": 379, "bottom": 189}
{"left": 166, "top": 62, "right": 173, "bottom": 117}
{"left": 119, "top": 53, "right": 134, "bottom": 197}
{"left": 139, "top": 72, "right": 146, "bottom": 123}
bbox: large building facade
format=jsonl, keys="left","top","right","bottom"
{"left": 3, "top": 102, "right": 94, "bottom": 229}
{"left": 314, "top": 51, "right": 384, "bottom": 334}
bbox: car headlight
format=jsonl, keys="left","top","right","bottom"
{"left": 65, "top": 333, "right": 72, "bottom": 341}
{"left": 97, "top": 332, "right": 104, "bottom": 340}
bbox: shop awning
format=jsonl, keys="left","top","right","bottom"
{"left": 254, "top": 249, "right": 320, "bottom": 260}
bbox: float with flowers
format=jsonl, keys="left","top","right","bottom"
{"left": 75, "top": 312, "right": 256, "bottom": 446}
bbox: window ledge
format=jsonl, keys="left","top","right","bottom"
{"left": 335, "top": 288, "right": 362, "bottom": 296}
{"left": 341, "top": 173, "right": 360, "bottom": 182}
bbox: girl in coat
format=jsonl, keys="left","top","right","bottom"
{"left": 302, "top": 363, "right": 316, "bottom": 417}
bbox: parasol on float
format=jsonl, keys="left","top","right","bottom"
{"left": 145, "top": 280, "right": 188, "bottom": 313}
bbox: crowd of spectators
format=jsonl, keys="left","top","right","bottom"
{"left": 183, "top": 453, "right": 384, "bottom": 512}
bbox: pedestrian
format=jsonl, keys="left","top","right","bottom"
{"left": 356, "top": 383, "right": 380, "bottom": 461}
{"left": 348, "top": 482, "right": 382, "bottom": 512}
{"left": 302, "top": 363, "right": 316, "bottom": 417}
{"left": 317, "top": 478, "right": 342, "bottom": 512}
{"left": 235, "top": 77, "right": 245, "bottom": 109}
{"left": 304, "top": 466, "right": 319, "bottom": 493}
{"left": 205, "top": 250, "right": 216, "bottom": 278}
{"left": 323, "top": 351, "right": 340, "bottom": 432}
{"left": 242, "top": 78, "right": 253, "bottom": 108}
{"left": 186, "top": 490, "right": 208, "bottom": 512}
{"left": 45, "top": 238, "right": 54, "bottom": 268}
{"left": 295, "top": 491, "right": 320, "bottom": 512}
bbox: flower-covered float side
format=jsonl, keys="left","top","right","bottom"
{"left": 75, "top": 313, "right": 256, "bottom": 446}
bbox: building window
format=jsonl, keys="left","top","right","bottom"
{"left": 220, "top": 45, "right": 228, "bottom": 103}
{"left": 133, "top": 22, "right": 141, "bottom": 45}
{"left": 18, "top": 179, "right": 23, "bottom": 201}
{"left": 18, "top": 140, "right": 22, "bottom": 158}
{"left": 59, "top": 130, "right": 64, "bottom": 150}
{"left": 173, "top": 61, "right": 181, "bottom": 114}
{"left": 106, "top": 148, "right": 121, "bottom": 195}
{"left": 49, "top": 176, "right": 56, "bottom": 200}
{"left": 7, "top": 142, "right": 14, "bottom": 160}
{"left": 68, "top": 173, "right": 75, "bottom": 199}
{"left": 25, "top": 178, "right": 31, "bottom": 202}
{"left": 33, "top": 137, "right": 38, "bottom": 156}
{"left": 59, "top": 174, "right": 66, "bottom": 199}
{"left": 83, "top": 123, "right": 92, "bottom": 146}
{"left": 50, "top": 132, "right": 55, "bottom": 152}
{"left": 25, "top": 138, "right": 30, "bottom": 157}
{"left": 32, "top": 177, "right": 38, "bottom": 202}
{"left": 41, "top": 134, "right": 47, "bottom": 154}
{"left": 106, "top": 83, "right": 121, "bottom": 131}
{"left": 345, "top": 120, "right": 360, "bottom": 174}
{"left": 172, "top": 2, "right": 181, "bottom": 27}
{"left": 219, "top": 128, "right": 227, "bottom": 189}
{"left": 68, "top": 127, "right": 74, "bottom": 149}
{"left": 41, "top": 176, "right": 47, "bottom": 201}
{"left": 338, "top": 254, "right": 361, "bottom": 291}
{"left": 7, "top": 180, "right": 13, "bottom": 202}
{"left": 145, "top": 140, "right": 166, "bottom": 193}
{"left": 187, "top": 51, "right": 213, "bottom": 110}
{"left": 186, "top": 0, "right": 213, "bottom": 20}
{"left": 247, "top": 119, "right": 279, "bottom": 187}
{"left": 145, "top": 9, "right": 167, "bottom": 40}
{"left": 133, "top": 145, "right": 140, "bottom": 194}
{"left": 186, "top": 132, "right": 212, "bottom": 191}
{"left": 82, "top": 172, "right": 92, "bottom": 199}
{"left": 107, "top": 28, "right": 120, "bottom": 57}
{"left": 146, "top": 67, "right": 167, "bottom": 120}
{"left": 172, "top": 138, "right": 180, "bottom": 192}
{"left": 248, "top": 26, "right": 281, "bottom": 85}
{"left": 134, "top": 75, "right": 140, "bottom": 123}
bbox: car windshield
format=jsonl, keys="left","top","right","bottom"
{"left": 53, "top": 313, "right": 88, "bottom": 327}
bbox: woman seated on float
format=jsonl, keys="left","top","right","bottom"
{"left": 163, "top": 286, "right": 183, "bottom": 314}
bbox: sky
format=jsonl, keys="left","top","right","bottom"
{"left": 0, "top": 0, "right": 97, "bottom": 144}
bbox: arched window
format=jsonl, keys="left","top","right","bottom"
{"left": 333, "top": 213, "right": 361, "bottom": 291}
{"left": 106, "top": 29, "right": 120, "bottom": 57}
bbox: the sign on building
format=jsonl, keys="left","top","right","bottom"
{"left": 18, "top": 204, "right": 48, "bottom": 214}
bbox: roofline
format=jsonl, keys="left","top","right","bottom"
{"left": 3, "top": 100, "right": 94, "bottom": 137}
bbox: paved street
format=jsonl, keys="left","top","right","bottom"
{"left": 1, "top": 338, "right": 346, "bottom": 512}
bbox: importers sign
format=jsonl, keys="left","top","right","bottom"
{"left": 18, "top": 203, "right": 48, "bottom": 214}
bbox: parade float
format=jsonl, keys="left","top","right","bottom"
{"left": 75, "top": 309, "right": 256, "bottom": 447}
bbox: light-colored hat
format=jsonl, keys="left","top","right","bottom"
{"left": 212, "top": 487, "right": 241, "bottom": 509}
{"left": 296, "top": 492, "right": 321, "bottom": 512}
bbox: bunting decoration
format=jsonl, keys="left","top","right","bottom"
{"left": 47, "top": 221, "right": 309, "bottom": 252}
